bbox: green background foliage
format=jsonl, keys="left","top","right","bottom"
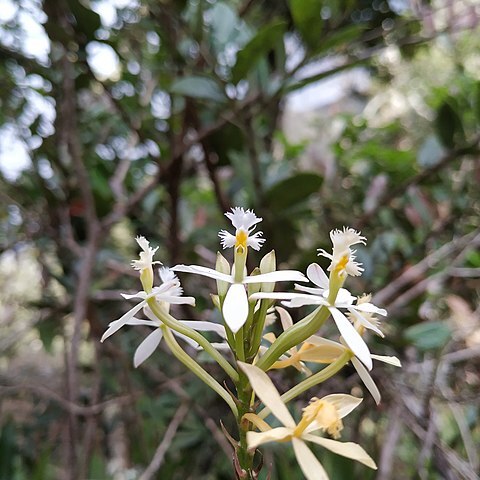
{"left": 1, "top": 0, "right": 479, "bottom": 479}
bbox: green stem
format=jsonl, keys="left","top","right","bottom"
{"left": 235, "top": 368, "right": 255, "bottom": 477}
{"left": 147, "top": 298, "right": 239, "bottom": 382}
{"left": 247, "top": 299, "right": 270, "bottom": 359}
{"left": 258, "top": 351, "right": 352, "bottom": 419}
{"left": 255, "top": 305, "right": 329, "bottom": 371}
{"left": 162, "top": 326, "right": 238, "bottom": 417}
{"left": 235, "top": 327, "right": 245, "bottom": 362}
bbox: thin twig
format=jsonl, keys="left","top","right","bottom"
{"left": 0, "top": 384, "right": 137, "bottom": 416}
{"left": 356, "top": 136, "right": 480, "bottom": 229}
{"left": 138, "top": 402, "right": 190, "bottom": 480}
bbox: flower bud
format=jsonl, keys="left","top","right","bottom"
{"left": 216, "top": 252, "right": 231, "bottom": 297}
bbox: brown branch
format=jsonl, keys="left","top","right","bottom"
{"left": 0, "top": 384, "right": 137, "bottom": 417}
{"left": 356, "top": 137, "right": 480, "bottom": 229}
{"left": 373, "top": 227, "right": 480, "bottom": 307}
{"left": 138, "top": 402, "right": 190, "bottom": 480}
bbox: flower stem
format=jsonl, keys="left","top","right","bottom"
{"left": 255, "top": 305, "right": 329, "bottom": 371}
{"left": 162, "top": 326, "right": 238, "bottom": 417}
{"left": 147, "top": 298, "right": 239, "bottom": 382}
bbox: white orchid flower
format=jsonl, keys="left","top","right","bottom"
{"left": 101, "top": 267, "right": 195, "bottom": 343}
{"left": 131, "top": 236, "right": 162, "bottom": 291}
{"left": 218, "top": 207, "right": 265, "bottom": 252}
{"left": 318, "top": 227, "right": 366, "bottom": 277}
{"left": 239, "top": 363, "right": 377, "bottom": 480}
{"left": 172, "top": 207, "right": 306, "bottom": 333}
{"left": 114, "top": 306, "right": 229, "bottom": 368}
{"left": 251, "top": 263, "right": 386, "bottom": 370}
{"left": 172, "top": 263, "right": 306, "bottom": 333}
{"left": 303, "top": 335, "right": 401, "bottom": 405}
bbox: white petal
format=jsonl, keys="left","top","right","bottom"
{"left": 306, "top": 263, "right": 329, "bottom": 289}
{"left": 351, "top": 357, "right": 381, "bottom": 405}
{"left": 250, "top": 292, "right": 309, "bottom": 301}
{"left": 304, "top": 335, "right": 343, "bottom": 349}
{"left": 223, "top": 284, "right": 249, "bottom": 333}
{"left": 247, "top": 231, "right": 266, "bottom": 251}
{"left": 210, "top": 341, "right": 231, "bottom": 351}
{"left": 246, "top": 428, "right": 292, "bottom": 450}
{"left": 125, "top": 318, "right": 158, "bottom": 327}
{"left": 218, "top": 230, "right": 236, "bottom": 249}
{"left": 287, "top": 295, "right": 328, "bottom": 308}
{"left": 121, "top": 291, "right": 148, "bottom": 300}
{"left": 244, "top": 270, "right": 307, "bottom": 284}
{"left": 171, "top": 264, "right": 233, "bottom": 283}
{"left": 158, "top": 267, "right": 176, "bottom": 283}
{"left": 101, "top": 300, "right": 147, "bottom": 342}
{"left": 173, "top": 331, "right": 200, "bottom": 349}
{"left": 320, "top": 394, "right": 363, "bottom": 419}
{"left": 275, "top": 306, "right": 293, "bottom": 331}
{"left": 295, "top": 284, "right": 325, "bottom": 295}
{"left": 179, "top": 320, "right": 227, "bottom": 338}
{"left": 302, "top": 434, "right": 377, "bottom": 469}
{"left": 238, "top": 362, "right": 295, "bottom": 428}
{"left": 292, "top": 438, "right": 329, "bottom": 480}
{"left": 354, "top": 303, "right": 387, "bottom": 316}
{"left": 133, "top": 329, "right": 163, "bottom": 367}
{"left": 348, "top": 309, "right": 384, "bottom": 337}
{"left": 371, "top": 354, "right": 402, "bottom": 367}
{"left": 160, "top": 294, "right": 196, "bottom": 305}
{"left": 334, "top": 288, "right": 356, "bottom": 305}
{"left": 329, "top": 308, "right": 373, "bottom": 370}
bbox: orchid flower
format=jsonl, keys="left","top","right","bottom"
{"left": 261, "top": 307, "right": 312, "bottom": 375}
{"left": 251, "top": 263, "right": 387, "bottom": 370}
{"left": 101, "top": 267, "right": 195, "bottom": 343}
{"left": 239, "top": 363, "right": 377, "bottom": 480}
{"left": 261, "top": 307, "right": 400, "bottom": 404}
{"left": 302, "top": 335, "right": 401, "bottom": 405}
{"left": 318, "top": 227, "right": 366, "bottom": 278}
{"left": 131, "top": 236, "right": 162, "bottom": 292}
{"left": 218, "top": 207, "right": 265, "bottom": 252}
{"left": 113, "top": 305, "right": 229, "bottom": 368}
{"left": 172, "top": 207, "right": 306, "bottom": 333}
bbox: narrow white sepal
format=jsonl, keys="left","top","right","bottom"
{"left": 371, "top": 354, "right": 402, "bottom": 367}
{"left": 238, "top": 362, "right": 296, "bottom": 428}
{"left": 133, "top": 329, "right": 163, "bottom": 367}
{"left": 351, "top": 356, "right": 381, "bottom": 405}
{"left": 243, "top": 270, "right": 307, "bottom": 284}
{"left": 306, "top": 263, "right": 329, "bottom": 289}
{"left": 329, "top": 307, "right": 373, "bottom": 370}
{"left": 171, "top": 264, "right": 233, "bottom": 283}
{"left": 179, "top": 320, "right": 227, "bottom": 338}
{"left": 292, "top": 438, "right": 329, "bottom": 480}
{"left": 223, "top": 284, "right": 249, "bottom": 333}
{"left": 101, "top": 300, "right": 147, "bottom": 342}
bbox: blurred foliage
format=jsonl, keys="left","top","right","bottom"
{"left": 1, "top": 0, "right": 480, "bottom": 479}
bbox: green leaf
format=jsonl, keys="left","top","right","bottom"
{"left": 288, "top": 0, "right": 322, "bottom": 48}
{"left": 170, "top": 76, "right": 226, "bottom": 102}
{"left": 434, "top": 99, "right": 465, "bottom": 149}
{"left": 209, "top": 2, "right": 239, "bottom": 47}
{"left": 231, "top": 21, "right": 286, "bottom": 83}
{"left": 404, "top": 321, "right": 452, "bottom": 351}
{"left": 265, "top": 172, "right": 323, "bottom": 210}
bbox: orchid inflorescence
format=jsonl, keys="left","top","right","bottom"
{"left": 101, "top": 207, "right": 400, "bottom": 480}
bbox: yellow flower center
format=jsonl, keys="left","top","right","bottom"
{"left": 235, "top": 229, "right": 248, "bottom": 254}
{"left": 293, "top": 398, "right": 343, "bottom": 439}
{"left": 333, "top": 254, "right": 349, "bottom": 275}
